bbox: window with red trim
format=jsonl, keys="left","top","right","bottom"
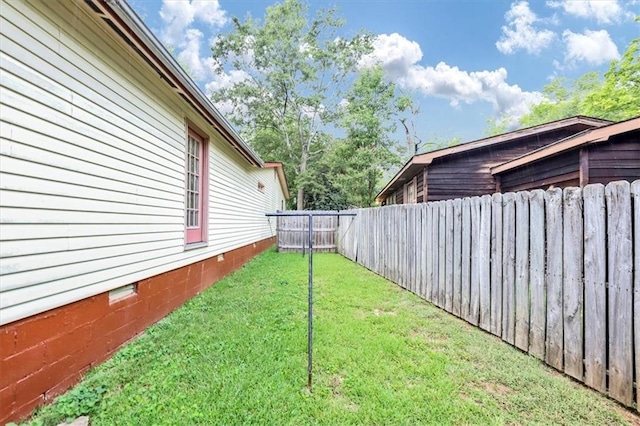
{"left": 185, "top": 129, "right": 207, "bottom": 245}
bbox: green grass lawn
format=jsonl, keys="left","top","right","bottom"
{"left": 29, "top": 250, "right": 636, "bottom": 425}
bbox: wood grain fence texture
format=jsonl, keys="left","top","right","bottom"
{"left": 276, "top": 214, "right": 339, "bottom": 253}
{"left": 336, "top": 180, "right": 640, "bottom": 411}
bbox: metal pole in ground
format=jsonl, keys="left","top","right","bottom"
{"left": 265, "top": 211, "right": 356, "bottom": 391}
{"left": 307, "top": 212, "right": 314, "bottom": 390}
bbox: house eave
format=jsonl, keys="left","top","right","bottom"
{"left": 91, "top": 0, "right": 263, "bottom": 168}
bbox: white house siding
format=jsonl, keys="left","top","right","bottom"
{"left": 0, "top": 0, "right": 281, "bottom": 325}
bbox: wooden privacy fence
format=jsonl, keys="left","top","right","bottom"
{"left": 276, "top": 213, "right": 340, "bottom": 252}
{"left": 337, "top": 180, "right": 640, "bottom": 411}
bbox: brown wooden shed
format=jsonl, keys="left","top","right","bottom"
{"left": 491, "top": 117, "right": 639, "bottom": 192}
{"left": 376, "top": 116, "right": 610, "bottom": 204}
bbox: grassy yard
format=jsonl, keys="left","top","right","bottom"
{"left": 29, "top": 250, "right": 636, "bottom": 425}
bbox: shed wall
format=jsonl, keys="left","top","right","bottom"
{"left": 587, "top": 132, "right": 640, "bottom": 186}
{"left": 425, "top": 128, "right": 583, "bottom": 201}
{"left": 498, "top": 150, "right": 580, "bottom": 193}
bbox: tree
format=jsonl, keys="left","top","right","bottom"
{"left": 210, "top": 0, "right": 371, "bottom": 209}
{"left": 583, "top": 38, "right": 639, "bottom": 121}
{"left": 329, "top": 66, "right": 406, "bottom": 207}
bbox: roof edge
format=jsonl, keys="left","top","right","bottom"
{"left": 95, "top": 0, "right": 263, "bottom": 167}
{"left": 375, "top": 115, "right": 611, "bottom": 202}
{"left": 491, "top": 116, "right": 640, "bottom": 175}
{"left": 264, "top": 162, "right": 291, "bottom": 200}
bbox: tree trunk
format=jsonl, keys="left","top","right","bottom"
{"left": 297, "top": 187, "right": 304, "bottom": 210}
{"left": 296, "top": 149, "right": 308, "bottom": 210}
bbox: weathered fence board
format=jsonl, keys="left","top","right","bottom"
{"left": 452, "top": 199, "right": 462, "bottom": 317}
{"left": 469, "top": 197, "right": 481, "bottom": 325}
{"left": 545, "top": 188, "right": 563, "bottom": 371}
{"left": 479, "top": 195, "right": 491, "bottom": 331}
{"left": 632, "top": 180, "right": 640, "bottom": 410}
{"left": 606, "top": 181, "right": 633, "bottom": 406}
{"left": 431, "top": 202, "right": 440, "bottom": 303}
{"left": 336, "top": 179, "right": 639, "bottom": 412}
{"left": 515, "top": 192, "right": 530, "bottom": 351}
{"left": 529, "top": 190, "right": 545, "bottom": 359}
{"left": 563, "top": 187, "right": 583, "bottom": 381}
{"left": 460, "top": 198, "right": 472, "bottom": 320}
{"left": 583, "top": 184, "right": 606, "bottom": 392}
{"left": 438, "top": 202, "right": 446, "bottom": 307}
{"left": 425, "top": 206, "right": 432, "bottom": 297}
{"left": 502, "top": 193, "right": 516, "bottom": 345}
{"left": 277, "top": 214, "right": 339, "bottom": 252}
{"left": 445, "top": 200, "right": 454, "bottom": 312}
{"left": 419, "top": 205, "right": 427, "bottom": 298}
{"left": 490, "top": 193, "right": 503, "bottom": 337}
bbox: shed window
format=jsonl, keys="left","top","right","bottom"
{"left": 185, "top": 129, "right": 208, "bottom": 245}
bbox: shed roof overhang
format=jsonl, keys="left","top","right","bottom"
{"left": 491, "top": 116, "right": 640, "bottom": 176}
{"left": 87, "top": 0, "right": 263, "bottom": 167}
{"left": 375, "top": 115, "right": 612, "bottom": 203}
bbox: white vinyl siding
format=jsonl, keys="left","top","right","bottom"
{"left": 0, "top": 0, "right": 280, "bottom": 325}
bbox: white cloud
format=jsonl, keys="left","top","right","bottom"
{"left": 158, "top": 0, "right": 228, "bottom": 83}
{"left": 563, "top": 29, "right": 621, "bottom": 65}
{"left": 359, "top": 33, "right": 423, "bottom": 78}
{"left": 361, "top": 33, "right": 542, "bottom": 124}
{"left": 204, "top": 69, "right": 251, "bottom": 114}
{"left": 547, "top": 0, "right": 625, "bottom": 24}
{"left": 159, "top": 0, "right": 227, "bottom": 48}
{"left": 407, "top": 64, "right": 543, "bottom": 124}
{"left": 496, "top": 1, "right": 556, "bottom": 55}
{"left": 204, "top": 69, "right": 251, "bottom": 94}
{"left": 174, "top": 28, "right": 218, "bottom": 80}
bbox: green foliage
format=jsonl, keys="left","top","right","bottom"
{"left": 28, "top": 251, "right": 630, "bottom": 425}
{"left": 31, "top": 383, "right": 107, "bottom": 425}
{"left": 582, "top": 38, "right": 640, "bottom": 121}
{"left": 210, "top": 0, "right": 372, "bottom": 209}
{"left": 329, "top": 66, "right": 406, "bottom": 207}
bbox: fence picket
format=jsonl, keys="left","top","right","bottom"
{"left": 529, "top": 190, "right": 546, "bottom": 359}
{"left": 563, "top": 187, "right": 583, "bottom": 381}
{"left": 583, "top": 184, "right": 606, "bottom": 392}
{"left": 425, "top": 204, "right": 433, "bottom": 302}
{"left": 453, "top": 199, "right": 463, "bottom": 316}
{"left": 420, "top": 203, "right": 428, "bottom": 299}
{"left": 431, "top": 202, "right": 440, "bottom": 303}
{"left": 502, "top": 193, "right": 516, "bottom": 345}
{"left": 545, "top": 188, "right": 564, "bottom": 371}
{"left": 515, "top": 192, "right": 530, "bottom": 351}
{"left": 445, "top": 200, "right": 454, "bottom": 312}
{"left": 632, "top": 180, "right": 640, "bottom": 410}
{"left": 606, "top": 181, "right": 633, "bottom": 405}
{"left": 438, "top": 202, "right": 446, "bottom": 307}
{"left": 469, "top": 197, "right": 481, "bottom": 325}
{"left": 490, "top": 193, "right": 503, "bottom": 337}
{"left": 479, "top": 195, "right": 492, "bottom": 331}
{"left": 461, "top": 198, "right": 472, "bottom": 320}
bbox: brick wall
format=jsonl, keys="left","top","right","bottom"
{"left": 0, "top": 237, "right": 275, "bottom": 424}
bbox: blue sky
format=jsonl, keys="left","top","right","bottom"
{"left": 130, "top": 0, "right": 639, "bottom": 143}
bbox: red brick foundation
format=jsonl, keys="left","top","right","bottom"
{"left": 0, "top": 237, "right": 274, "bottom": 424}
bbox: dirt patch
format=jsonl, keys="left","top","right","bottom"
{"left": 613, "top": 406, "right": 640, "bottom": 426}
{"left": 329, "top": 375, "right": 344, "bottom": 389}
{"left": 373, "top": 308, "right": 397, "bottom": 316}
{"left": 484, "top": 382, "right": 512, "bottom": 396}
